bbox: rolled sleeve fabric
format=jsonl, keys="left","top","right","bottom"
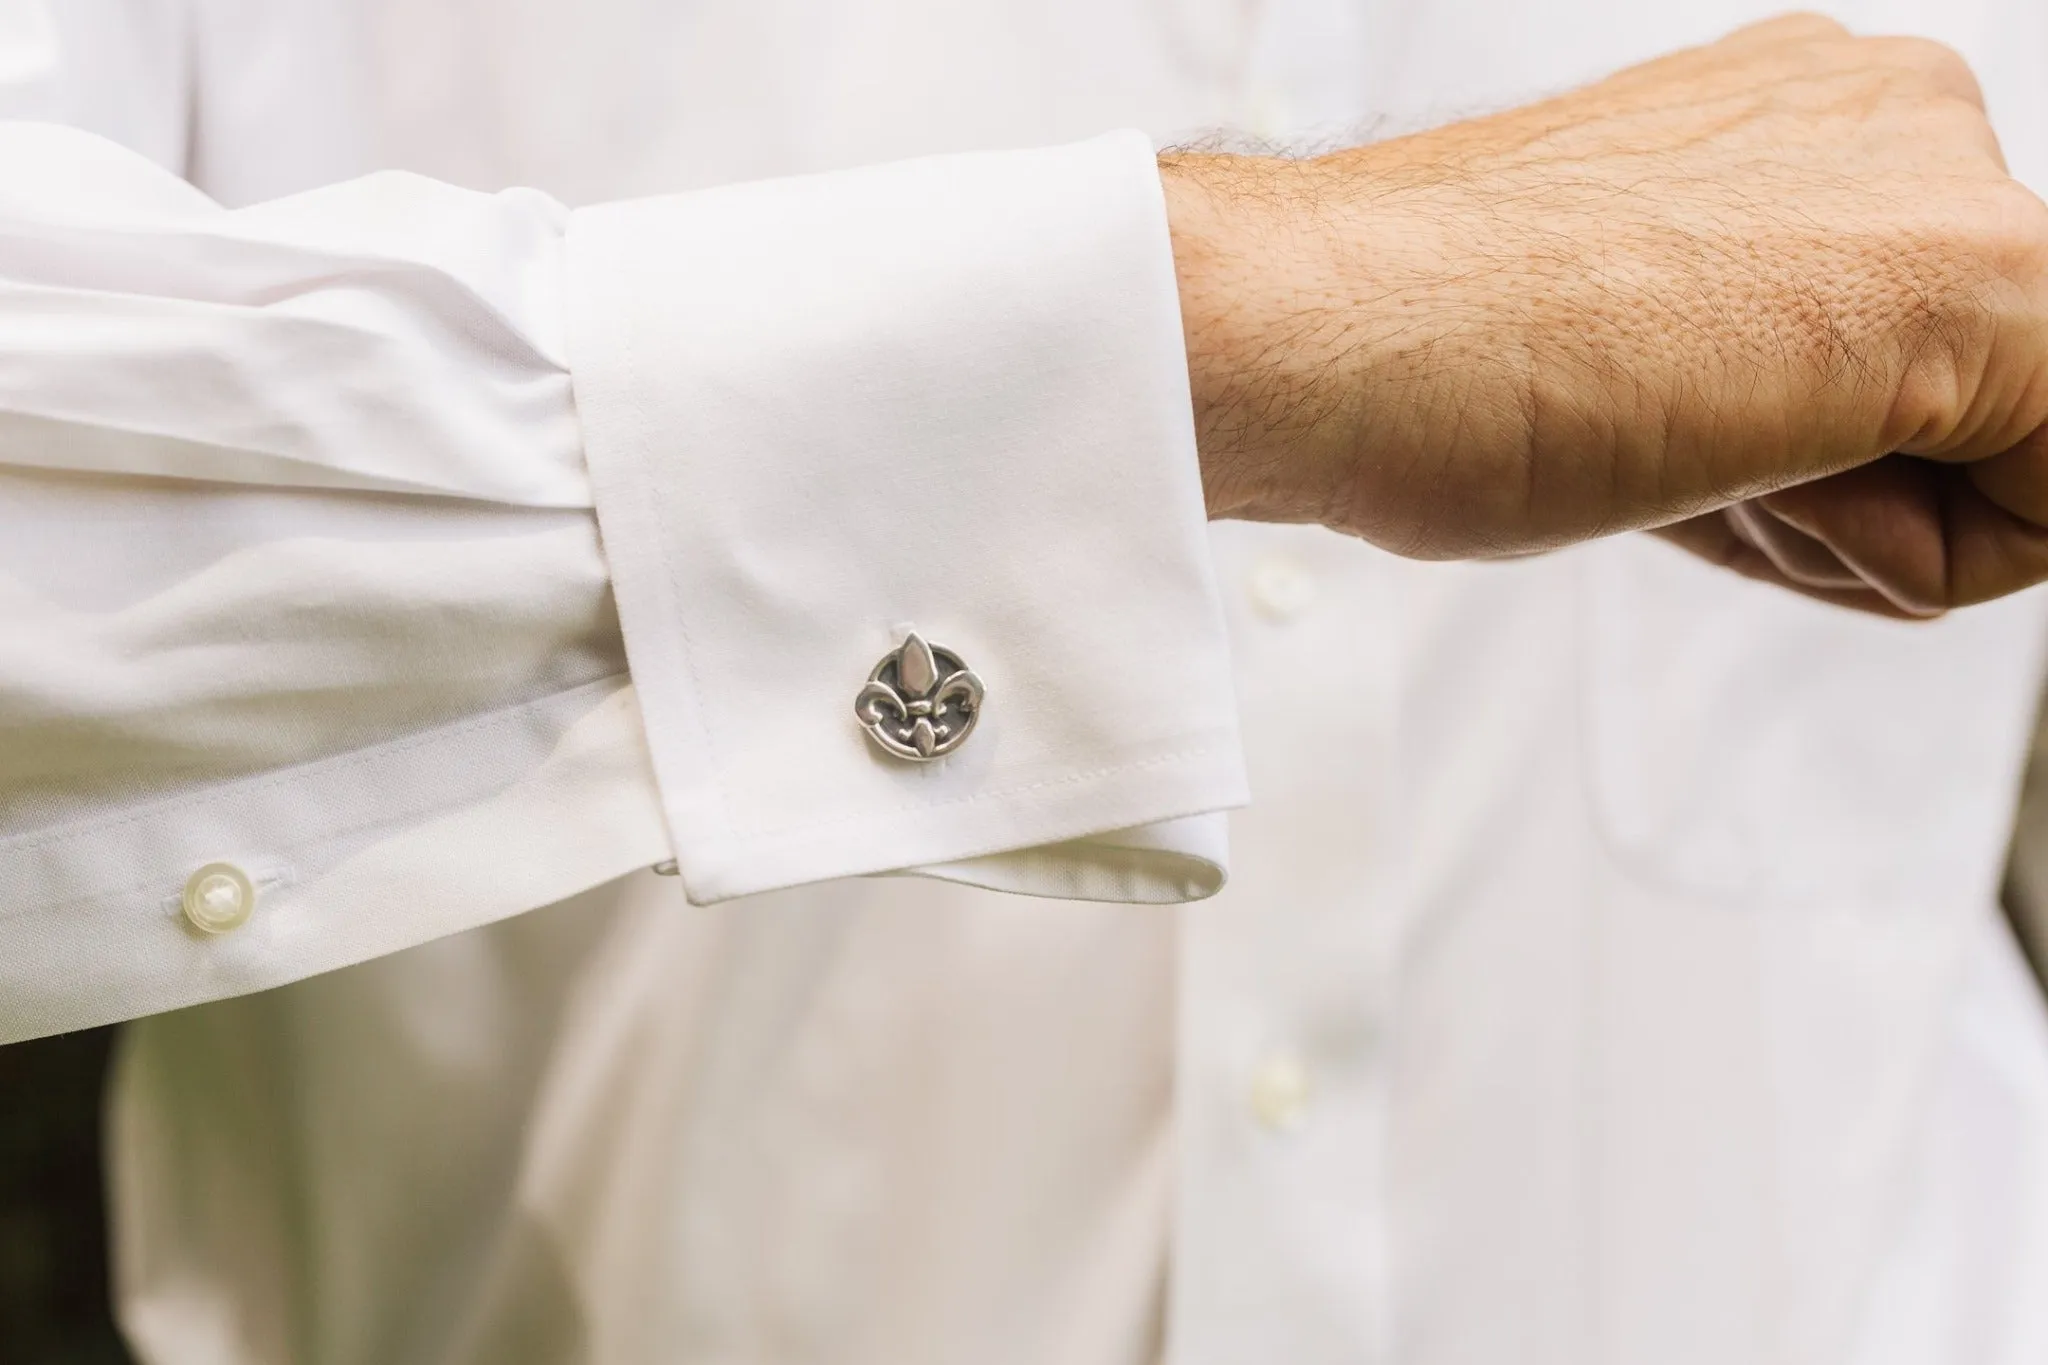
{"left": 569, "top": 132, "right": 1246, "bottom": 904}
{"left": 0, "top": 126, "right": 1244, "bottom": 1043}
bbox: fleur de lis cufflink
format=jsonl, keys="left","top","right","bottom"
{"left": 856, "top": 631, "right": 984, "bottom": 761}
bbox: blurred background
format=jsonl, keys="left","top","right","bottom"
{"left": 0, "top": 1026, "right": 129, "bottom": 1364}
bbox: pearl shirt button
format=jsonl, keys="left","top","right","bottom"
{"left": 182, "top": 862, "right": 255, "bottom": 934}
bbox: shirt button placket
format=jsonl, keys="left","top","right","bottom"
{"left": 1248, "top": 556, "right": 1318, "bottom": 622}
{"left": 1249, "top": 1047, "right": 1315, "bottom": 1133}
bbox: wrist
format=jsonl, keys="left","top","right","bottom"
{"left": 1161, "top": 153, "right": 1325, "bottom": 523}
{"left": 1160, "top": 150, "right": 1472, "bottom": 545}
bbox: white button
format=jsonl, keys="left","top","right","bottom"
{"left": 182, "top": 862, "right": 255, "bottom": 934}
{"left": 1248, "top": 558, "right": 1318, "bottom": 621}
{"left": 1249, "top": 1049, "right": 1313, "bottom": 1132}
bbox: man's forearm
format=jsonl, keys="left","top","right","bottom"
{"left": 1161, "top": 13, "right": 2048, "bottom": 616}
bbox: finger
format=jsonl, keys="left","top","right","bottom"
{"left": 1940, "top": 467, "right": 2048, "bottom": 605}
{"left": 1859, "top": 36, "right": 2005, "bottom": 173}
{"left": 1771, "top": 455, "right": 2048, "bottom": 609}
{"left": 1908, "top": 333, "right": 2048, "bottom": 461}
{"left": 1615, "top": 12, "right": 1847, "bottom": 99}
{"left": 1861, "top": 35, "right": 1989, "bottom": 111}
{"left": 1718, "top": 13, "right": 1851, "bottom": 48}
{"left": 1652, "top": 512, "right": 1926, "bottom": 619}
{"left": 1943, "top": 98, "right": 2009, "bottom": 172}
{"left": 1726, "top": 500, "right": 1869, "bottom": 589}
{"left": 1757, "top": 459, "right": 1951, "bottom": 615}
{"left": 1964, "top": 423, "right": 2048, "bottom": 523}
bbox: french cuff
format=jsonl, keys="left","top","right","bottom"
{"left": 566, "top": 131, "right": 1247, "bottom": 905}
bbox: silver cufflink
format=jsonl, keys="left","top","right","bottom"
{"left": 856, "top": 631, "right": 983, "bottom": 761}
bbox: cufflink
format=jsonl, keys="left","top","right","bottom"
{"left": 856, "top": 631, "right": 983, "bottom": 761}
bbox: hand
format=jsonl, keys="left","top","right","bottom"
{"left": 1164, "top": 13, "right": 2048, "bottom": 617}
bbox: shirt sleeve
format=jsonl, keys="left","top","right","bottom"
{"left": 0, "top": 123, "right": 1247, "bottom": 1043}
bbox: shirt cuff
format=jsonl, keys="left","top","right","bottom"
{"left": 565, "top": 131, "right": 1247, "bottom": 905}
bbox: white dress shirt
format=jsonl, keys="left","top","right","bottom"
{"left": 4, "top": 1, "right": 2048, "bottom": 1363}
{"left": 0, "top": 0, "right": 1249, "bottom": 1041}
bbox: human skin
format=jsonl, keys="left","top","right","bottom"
{"left": 1164, "top": 12, "right": 2048, "bottom": 618}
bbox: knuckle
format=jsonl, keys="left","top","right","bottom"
{"left": 1927, "top": 93, "right": 1997, "bottom": 135}
{"left": 1890, "top": 34, "right": 1965, "bottom": 70}
{"left": 1720, "top": 12, "right": 1850, "bottom": 49}
{"left": 1772, "top": 11, "right": 1852, "bottom": 39}
{"left": 1959, "top": 182, "right": 2048, "bottom": 276}
{"left": 1916, "top": 96, "right": 2007, "bottom": 171}
{"left": 1874, "top": 188, "right": 2048, "bottom": 449}
{"left": 1868, "top": 34, "right": 1984, "bottom": 102}
{"left": 1882, "top": 353, "right": 1969, "bottom": 451}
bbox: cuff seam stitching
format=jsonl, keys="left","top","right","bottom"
{"left": 572, "top": 212, "right": 740, "bottom": 848}
{"left": 705, "top": 737, "right": 1233, "bottom": 843}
